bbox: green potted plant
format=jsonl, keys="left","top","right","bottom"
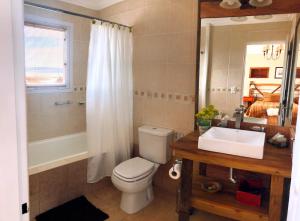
{"left": 195, "top": 105, "right": 219, "bottom": 134}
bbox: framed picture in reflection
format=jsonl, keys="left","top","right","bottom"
{"left": 296, "top": 68, "right": 300, "bottom": 78}
{"left": 275, "top": 67, "right": 284, "bottom": 79}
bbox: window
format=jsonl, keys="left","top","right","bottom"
{"left": 24, "top": 17, "right": 73, "bottom": 92}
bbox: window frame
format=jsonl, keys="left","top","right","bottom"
{"left": 24, "top": 15, "right": 73, "bottom": 93}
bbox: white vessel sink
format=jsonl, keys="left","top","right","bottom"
{"left": 198, "top": 127, "right": 266, "bottom": 159}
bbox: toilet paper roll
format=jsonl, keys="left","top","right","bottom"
{"left": 169, "top": 163, "right": 182, "bottom": 180}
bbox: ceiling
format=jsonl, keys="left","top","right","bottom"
{"left": 58, "top": 0, "right": 124, "bottom": 10}
{"left": 202, "top": 13, "right": 295, "bottom": 26}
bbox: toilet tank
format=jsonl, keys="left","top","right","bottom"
{"left": 138, "top": 126, "right": 174, "bottom": 164}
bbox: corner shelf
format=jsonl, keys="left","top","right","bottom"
{"left": 191, "top": 176, "right": 269, "bottom": 221}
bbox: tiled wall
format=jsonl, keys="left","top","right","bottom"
{"left": 25, "top": 0, "right": 97, "bottom": 142}
{"left": 205, "top": 21, "right": 291, "bottom": 115}
{"left": 29, "top": 160, "right": 87, "bottom": 221}
{"left": 27, "top": 0, "right": 198, "bottom": 197}
{"left": 26, "top": 0, "right": 197, "bottom": 143}
{"left": 98, "top": 0, "right": 198, "bottom": 144}
{"left": 97, "top": 0, "right": 198, "bottom": 194}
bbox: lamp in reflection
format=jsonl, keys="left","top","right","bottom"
{"left": 219, "top": 0, "right": 241, "bottom": 9}
{"left": 263, "top": 44, "right": 283, "bottom": 60}
{"left": 254, "top": 15, "right": 273, "bottom": 20}
{"left": 230, "top": 16, "right": 248, "bottom": 22}
{"left": 249, "top": 0, "right": 272, "bottom": 7}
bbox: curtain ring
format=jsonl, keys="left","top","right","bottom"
{"left": 92, "top": 20, "right": 96, "bottom": 24}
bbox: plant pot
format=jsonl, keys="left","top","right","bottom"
{"left": 197, "top": 119, "right": 211, "bottom": 135}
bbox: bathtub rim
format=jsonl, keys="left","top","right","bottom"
{"left": 28, "top": 151, "right": 88, "bottom": 175}
{"left": 28, "top": 132, "right": 88, "bottom": 175}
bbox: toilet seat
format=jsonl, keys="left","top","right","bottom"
{"left": 113, "top": 157, "right": 155, "bottom": 182}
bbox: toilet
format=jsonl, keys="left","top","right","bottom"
{"left": 111, "top": 125, "right": 174, "bottom": 214}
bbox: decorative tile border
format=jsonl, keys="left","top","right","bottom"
{"left": 134, "top": 89, "right": 195, "bottom": 104}
{"left": 207, "top": 87, "right": 241, "bottom": 93}
{"left": 73, "top": 85, "right": 87, "bottom": 92}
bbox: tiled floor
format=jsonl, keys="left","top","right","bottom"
{"left": 84, "top": 178, "right": 232, "bottom": 221}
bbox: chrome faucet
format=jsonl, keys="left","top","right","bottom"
{"left": 234, "top": 105, "right": 245, "bottom": 129}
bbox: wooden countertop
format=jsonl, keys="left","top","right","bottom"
{"left": 171, "top": 131, "right": 292, "bottom": 178}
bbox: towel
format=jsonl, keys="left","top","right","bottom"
{"left": 267, "top": 108, "right": 279, "bottom": 116}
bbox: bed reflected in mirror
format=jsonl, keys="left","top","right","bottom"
{"left": 243, "top": 43, "right": 299, "bottom": 125}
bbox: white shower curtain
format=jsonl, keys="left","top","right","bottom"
{"left": 86, "top": 21, "right": 133, "bottom": 183}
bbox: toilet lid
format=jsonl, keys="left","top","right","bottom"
{"left": 113, "top": 157, "right": 154, "bottom": 181}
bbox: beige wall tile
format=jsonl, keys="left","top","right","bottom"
{"left": 99, "top": 0, "right": 197, "bottom": 148}
{"left": 38, "top": 166, "right": 69, "bottom": 213}
{"left": 25, "top": 1, "right": 90, "bottom": 141}
{"left": 29, "top": 160, "right": 87, "bottom": 219}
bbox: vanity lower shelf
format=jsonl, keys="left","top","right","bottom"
{"left": 191, "top": 176, "right": 269, "bottom": 221}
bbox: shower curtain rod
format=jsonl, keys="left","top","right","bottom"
{"left": 24, "top": 1, "right": 132, "bottom": 30}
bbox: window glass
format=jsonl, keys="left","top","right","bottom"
{"left": 24, "top": 23, "right": 67, "bottom": 87}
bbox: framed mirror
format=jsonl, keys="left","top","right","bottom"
{"left": 285, "top": 16, "right": 300, "bottom": 126}
{"left": 198, "top": 12, "right": 300, "bottom": 126}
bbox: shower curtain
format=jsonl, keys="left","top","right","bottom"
{"left": 86, "top": 21, "right": 133, "bottom": 183}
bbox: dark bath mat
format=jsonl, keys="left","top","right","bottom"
{"left": 36, "top": 196, "right": 109, "bottom": 221}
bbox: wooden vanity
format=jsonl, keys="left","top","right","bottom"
{"left": 172, "top": 129, "right": 292, "bottom": 221}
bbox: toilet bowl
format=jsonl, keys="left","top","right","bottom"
{"left": 112, "top": 126, "right": 174, "bottom": 214}
{"left": 111, "top": 157, "right": 159, "bottom": 214}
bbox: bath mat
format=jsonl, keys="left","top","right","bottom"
{"left": 35, "top": 196, "right": 109, "bottom": 221}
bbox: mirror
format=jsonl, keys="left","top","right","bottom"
{"left": 287, "top": 17, "right": 300, "bottom": 126}
{"left": 199, "top": 14, "right": 300, "bottom": 126}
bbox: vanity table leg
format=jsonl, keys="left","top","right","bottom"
{"left": 269, "top": 175, "right": 284, "bottom": 221}
{"left": 177, "top": 159, "right": 193, "bottom": 221}
{"left": 199, "top": 163, "right": 207, "bottom": 176}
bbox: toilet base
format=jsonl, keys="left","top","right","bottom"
{"left": 120, "top": 185, "right": 154, "bottom": 214}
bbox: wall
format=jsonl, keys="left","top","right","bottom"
{"left": 98, "top": 0, "right": 198, "bottom": 193}
{"left": 25, "top": 0, "right": 97, "bottom": 142}
{"left": 98, "top": 0, "right": 198, "bottom": 142}
{"left": 0, "top": 0, "right": 26, "bottom": 220}
{"left": 29, "top": 160, "right": 87, "bottom": 221}
{"left": 205, "top": 21, "right": 291, "bottom": 115}
{"left": 243, "top": 47, "right": 285, "bottom": 96}
{"left": 243, "top": 46, "right": 300, "bottom": 96}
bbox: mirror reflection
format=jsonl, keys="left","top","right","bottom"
{"left": 199, "top": 14, "right": 300, "bottom": 126}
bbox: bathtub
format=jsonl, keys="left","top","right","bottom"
{"left": 28, "top": 132, "right": 88, "bottom": 175}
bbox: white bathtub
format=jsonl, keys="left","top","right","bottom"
{"left": 28, "top": 132, "right": 88, "bottom": 175}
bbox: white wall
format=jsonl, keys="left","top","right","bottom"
{"left": 243, "top": 48, "right": 285, "bottom": 95}
{"left": 0, "top": 0, "right": 28, "bottom": 221}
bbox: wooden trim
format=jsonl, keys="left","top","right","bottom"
{"left": 249, "top": 82, "right": 283, "bottom": 96}
{"left": 200, "top": 0, "right": 300, "bottom": 18}
{"left": 172, "top": 131, "right": 292, "bottom": 178}
{"left": 191, "top": 177, "right": 269, "bottom": 221}
{"left": 269, "top": 175, "right": 284, "bottom": 221}
{"left": 296, "top": 67, "right": 300, "bottom": 78}
{"left": 177, "top": 159, "right": 193, "bottom": 221}
{"left": 199, "top": 163, "right": 207, "bottom": 176}
{"left": 194, "top": 1, "right": 201, "bottom": 129}
{"left": 251, "top": 83, "right": 281, "bottom": 87}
